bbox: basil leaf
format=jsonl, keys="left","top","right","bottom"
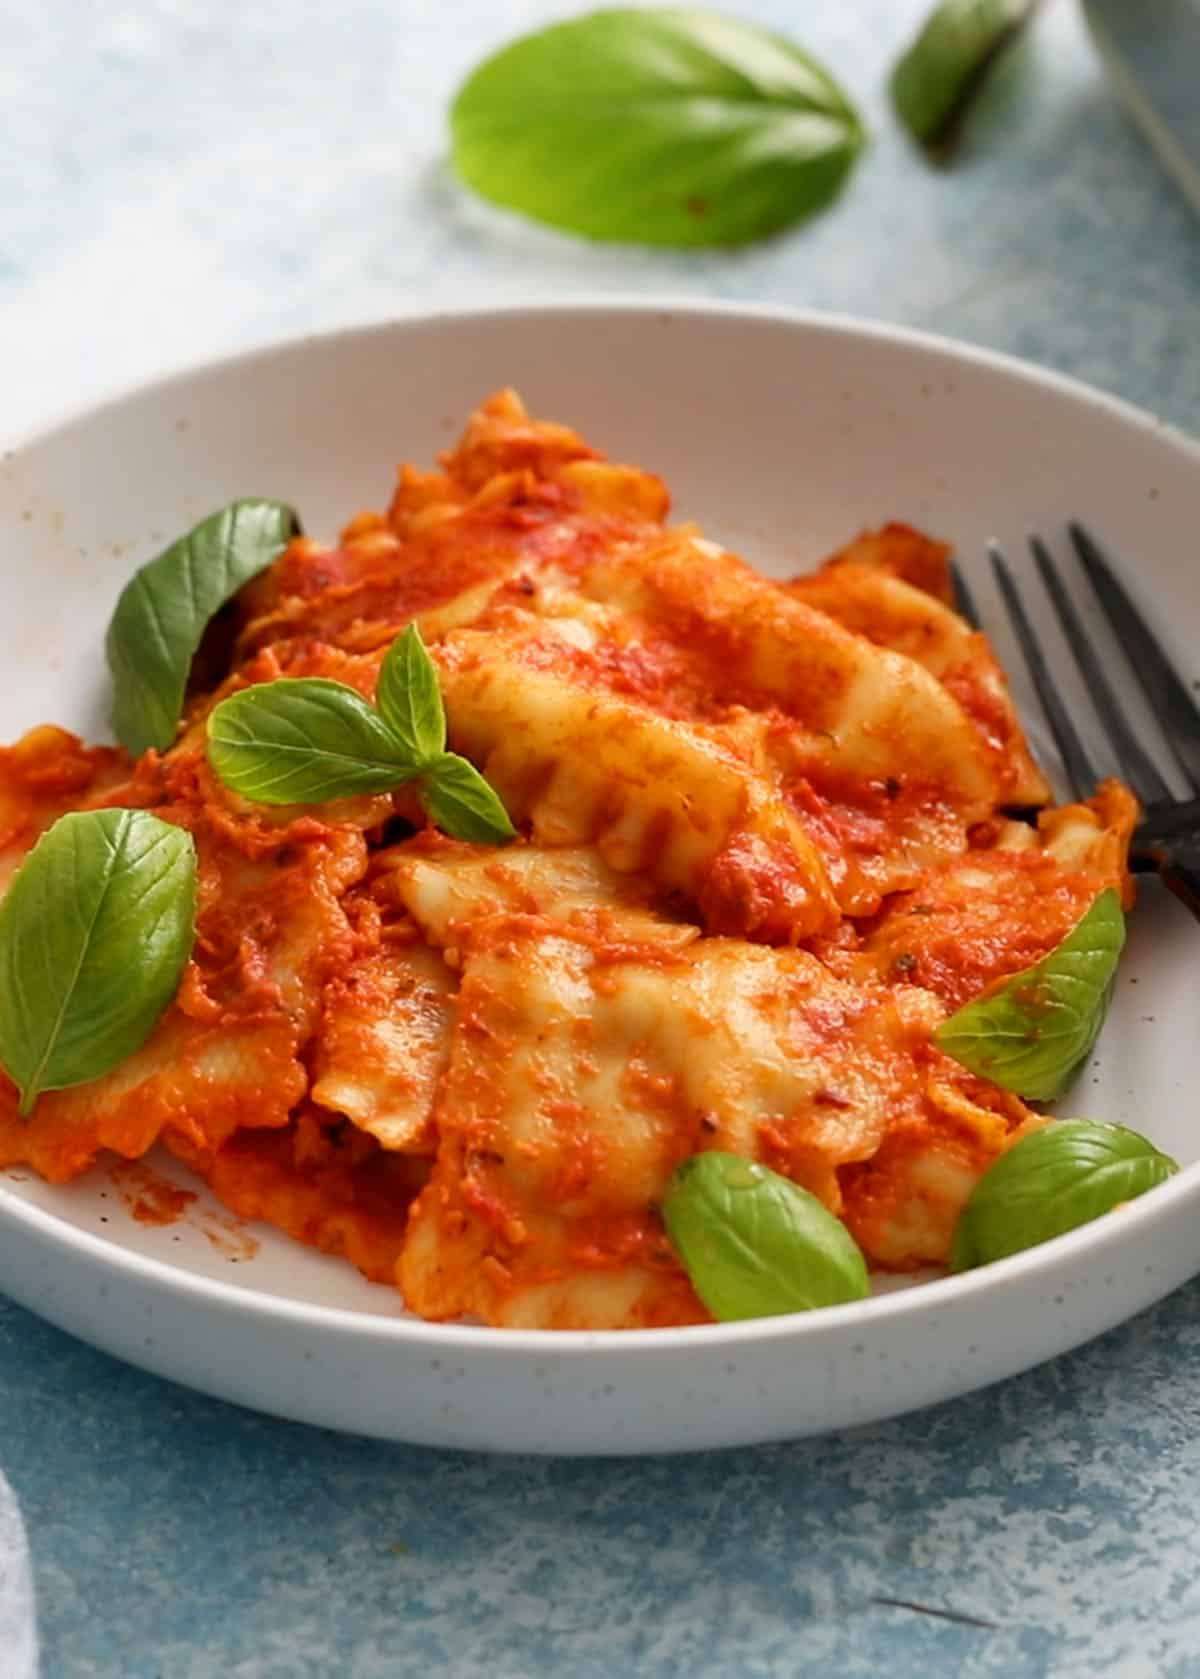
{"left": 107, "top": 500, "right": 299, "bottom": 756}
{"left": 207, "top": 679, "right": 414, "bottom": 805}
{"left": 0, "top": 809, "right": 196, "bottom": 1114}
{"left": 375, "top": 625, "right": 446, "bottom": 767}
{"left": 951, "top": 1120, "right": 1177, "bottom": 1271}
{"left": 420, "top": 754, "right": 516, "bottom": 845}
{"left": 450, "top": 8, "right": 864, "bottom": 248}
{"left": 206, "top": 672, "right": 516, "bottom": 837}
{"left": 890, "top": 0, "right": 1038, "bottom": 149}
{"left": 662, "top": 1152, "right": 869, "bottom": 1321}
{"left": 935, "top": 889, "right": 1125, "bottom": 1101}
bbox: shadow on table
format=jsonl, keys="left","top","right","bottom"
{"left": 6, "top": 1274, "right": 1200, "bottom": 1679}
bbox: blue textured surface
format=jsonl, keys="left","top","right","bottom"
{"left": 9, "top": 1287, "right": 1200, "bottom": 1678}
{"left": 4, "top": 1, "right": 1200, "bottom": 1674}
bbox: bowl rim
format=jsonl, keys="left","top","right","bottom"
{"left": 2, "top": 296, "right": 1197, "bottom": 1357}
{"left": 8, "top": 295, "right": 1198, "bottom": 466}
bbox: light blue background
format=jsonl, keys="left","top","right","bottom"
{"left": 4, "top": 2, "right": 1200, "bottom": 1674}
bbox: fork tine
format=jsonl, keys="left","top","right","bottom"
{"left": 1069, "top": 522, "right": 1200, "bottom": 793}
{"left": 1029, "top": 535, "right": 1173, "bottom": 806}
{"left": 988, "top": 543, "right": 1099, "bottom": 799}
{"left": 949, "top": 559, "right": 982, "bottom": 627}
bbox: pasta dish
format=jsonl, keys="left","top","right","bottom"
{"left": 0, "top": 391, "right": 1139, "bottom": 1328}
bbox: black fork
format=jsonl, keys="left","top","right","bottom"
{"left": 951, "top": 524, "right": 1200, "bottom": 919}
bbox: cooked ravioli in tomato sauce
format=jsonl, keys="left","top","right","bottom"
{"left": 0, "top": 390, "right": 1136, "bottom": 1327}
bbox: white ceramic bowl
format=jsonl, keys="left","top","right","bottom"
{"left": 1, "top": 302, "right": 1197, "bottom": 1454}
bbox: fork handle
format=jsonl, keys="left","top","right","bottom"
{"left": 1160, "top": 838, "right": 1200, "bottom": 921}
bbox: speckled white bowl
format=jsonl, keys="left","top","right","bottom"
{"left": 1, "top": 302, "right": 1198, "bottom": 1454}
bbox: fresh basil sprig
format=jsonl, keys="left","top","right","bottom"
{"left": 0, "top": 809, "right": 197, "bottom": 1114}
{"left": 951, "top": 1121, "right": 1177, "bottom": 1271}
{"left": 935, "top": 889, "right": 1125, "bottom": 1101}
{"left": 206, "top": 624, "right": 515, "bottom": 844}
{"left": 107, "top": 499, "right": 299, "bottom": 756}
{"left": 206, "top": 679, "right": 417, "bottom": 805}
{"left": 450, "top": 8, "right": 864, "bottom": 248}
{"left": 890, "top": 0, "right": 1039, "bottom": 151}
{"left": 662, "top": 1152, "right": 869, "bottom": 1321}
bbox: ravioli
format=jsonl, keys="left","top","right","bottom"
{"left": 0, "top": 388, "right": 1137, "bottom": 1329}
{"left": 399, "top": 912, "right": 1030, "bottom": 1326}
{"left": 437, "top": 622, "right": 840, "bottom": 941}
{"left": 790, "top": 532, "right": 1049, "bottom": 807}
{"left": 311, "top": 943, "right": 454, "bottom": 1153}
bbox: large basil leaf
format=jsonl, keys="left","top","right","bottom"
{"left": 108, "top": 500, "right": 300, "bottom": 758}
{"left": 206, "top": 678, "right": 415, "bottom": 806}
{"left": 450, "top": 9, "right": 864, "bottom": 248}
{"left": 375, "top": 624, "right": 446, "bottom": 767}
{"left": 662, "top": 1152, "right": 869, "bottom": 1321}
{"left": 951, "top": 1120, "right": 1178, "bottom": 1271}
{"left": 890, "top": 0, "right": 1038, "bottom": 149}
{"left": 106, "top": 500, "right": 298, "bottom": 757}
{"left": 0, "top": 809, "right": 196, "bottom": 1114}
{"left": 935, "top": 889, "right": 1125, "bottom": 1101}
